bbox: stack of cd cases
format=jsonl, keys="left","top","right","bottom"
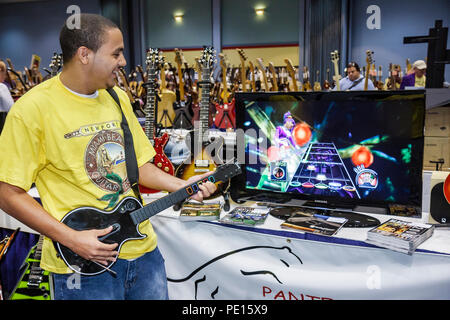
{"left": 365, "top": 218, "right": 435, "bottom": 255}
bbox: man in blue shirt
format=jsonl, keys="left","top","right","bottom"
{"left": 333, "top": 62, "right": 375, "bottom": 91}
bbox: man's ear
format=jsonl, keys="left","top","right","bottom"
{"left": 76, "top": 46, "right": 92, "bottom": 65}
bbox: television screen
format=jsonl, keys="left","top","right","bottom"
{"left": 234, "top": 91, "right": 425, "bottom": 209}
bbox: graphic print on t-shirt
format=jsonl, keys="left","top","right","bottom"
{"left": 64, "top": 120, "right": 129, "bottom": 209}
{"left": 84, "top": 129, "right": 130, "bottom": 209}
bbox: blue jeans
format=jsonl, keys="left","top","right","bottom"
{"left": 52, "top": 247, "right": 169, "bottom": 300}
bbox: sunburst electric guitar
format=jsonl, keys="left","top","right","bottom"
{"left": 175, "top": 47, "right": 227, "bottom": 199}
{"left": 138, "top": 49, "right": 174, "bottom": 194}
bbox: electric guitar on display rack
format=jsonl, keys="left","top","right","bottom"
{"left": 214, "top": 53, "right": 236, "bottom": 130}
{"left": 172, "top": 48, "right": 193, "bottom": 129}
{"left": 117, "top": 67, "right": 136, "bottom": 105}
{"left": 406, "top": 58, "right": 412, "bottom": 74}
{"left": 330, "top": 50, "right": 341, "bottom": 90}
{"left": 376, "top": 65, "right": 384, "bottom": 90}
{"left": 139, "top": 49, "right": 175, "bottom": 195}
{"left": 302, "top": 66, "right": 312, "bottom": 91}
{"left": 248, "top": 61, "right": 257, "bottom": 92}
{"left": 0, "top": 228, "right": 19, "bottom": 299}
{"left": 191, "top": 60, "right": 215, "bottom": 128}
{"left": 157, "top": 62, "right": 177, "bottom": 128}
{"left": 364, "top": 50, "right": 374, "bottom": 91}
{"left": 237, "top": 49, "right": 248, "bottom": 92}
{"left": 284, "top": 58, "right": 300, "bottom": 91}
{"left": 9, "top": 235, "right": 53, "bottom": 300}
{"left": 49, "top": 52, "right": 62, "bottom": 78}
{"left": 256, "top": 58, "right": 270, "bottom": 92}
{"left": 268, "top": 62, "right": 279, "bottom": 91}
{"left": 175, "top": 47, "right": 227, "bottom": 199}
{"left": 6, "top": 58, "right": 28, "bottom": 97}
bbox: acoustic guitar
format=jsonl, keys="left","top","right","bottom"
{"left": 175, "top": 47, "right": 226, "bottom": 199}
{"left": 214, "top": 53, "right": 236, "bottom": 130}
{"left": 139, "top": 49, "right": 175, "bottom": 195}
{"left": 313, "top": 70, "right": 322, "bottom": 91}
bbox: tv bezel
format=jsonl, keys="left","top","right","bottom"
{"left": 231, "top": 90, "right": 426, "bottom": 211}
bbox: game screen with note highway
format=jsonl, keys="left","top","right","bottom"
{"left": 241, "top": 91, "right": 425, "bottom": 206}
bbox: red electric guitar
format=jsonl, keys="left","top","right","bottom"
{"left": 139, "top": 49, "right": 175, "bottom": 194}
{"left": 214, "top": 53, "right": 236, "bottom": 130}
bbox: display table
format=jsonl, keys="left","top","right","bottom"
{"left": 143, "top": 193, "right": 450, "bottom": 300}
{"left": 1, "top": 190, "right": 450, "bottom": 300}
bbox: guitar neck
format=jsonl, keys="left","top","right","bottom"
{"left": 333, "top": 62, "right": 340, "bottom": 91}
{"left": 364, "top": 65, "right": 370, "bottom": 90}
{"left": 144, "top": 80, "right": 156, "bottom": 142}
{"left": 130, "top": 184, "right": 191, "bottom": 225}
{"left": 177, "top": 66, "right": 185, "bottom": 100}
{"left": 199, "top": 67, "right": 211, "bottom": 138}
{"left": 129, "top": 165, "right": 237, "bottom": 225}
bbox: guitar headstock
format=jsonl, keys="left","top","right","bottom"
{"left": 366, "top": 49, "right": 374, "bottom": 65}
{"left": 256, "top": 58, "right": 265, "bottom": 71}
{"left": 237, "top": 49, "right": 247, "bottom": 64}
{"left": 302, "top": 66, "right": 310, "bottom": 80}
{"left": 174, "top": 48, "right": 185, "bottom": 67}
{"left": 49, "top": 52, "right": 62, "bottom": 75}
{"left": 330, "top": 50, "right": 340, "bottom": 63}
{"left": 219, "top": 53, "right": 228, "bottom": 71}
{"left": 268, "top": 62, "right": 276, "bottom": 74}
{"left": 146, "top": 48, "right": 164, "bottom": 84}
{"left": 199, "top": 46, "right": 216, "bottom": 70}
{"left": 284, "top": 58, "right": 296, "bottom": 75}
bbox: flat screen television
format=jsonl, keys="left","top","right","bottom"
{"left": 231, "top": 90, "right": 426, "bottom": 214}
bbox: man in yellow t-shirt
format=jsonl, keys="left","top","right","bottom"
{"left": 0, "top": 14, "right": 216, "bottom": 300}
{"left": 400, "top": 60, "right": 426, "bottom": 89}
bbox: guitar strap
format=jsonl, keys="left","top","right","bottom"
{"left": 106, "top": 88, "right": 143, "bottom": 204}
{"left": 348, "top": 77, "right": 364, "bottom": 90}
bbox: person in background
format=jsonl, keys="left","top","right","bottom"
{"left": 0, "top": 60, "right": 14, "bottom": 112}
{"left": 384, "top": 64, "right": 402, "bottom": 90}
{"left": 400, "top": 60, "right": 426, "bottom": 89}
{"left": 0, "top": 60, "right": 14, "bottom": 133}
{"left": 333, "top": 62, "right": 375, "bottom": 91}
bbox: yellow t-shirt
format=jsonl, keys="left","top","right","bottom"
{"left": 0, "top": 75, "right": 157, "bottom": 274}
{"left": 415, "top": 75, "right": 426, "bottom": 87}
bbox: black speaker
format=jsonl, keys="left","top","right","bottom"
{"left": 430, "top": 173, "right": 450, "bottom": 224}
